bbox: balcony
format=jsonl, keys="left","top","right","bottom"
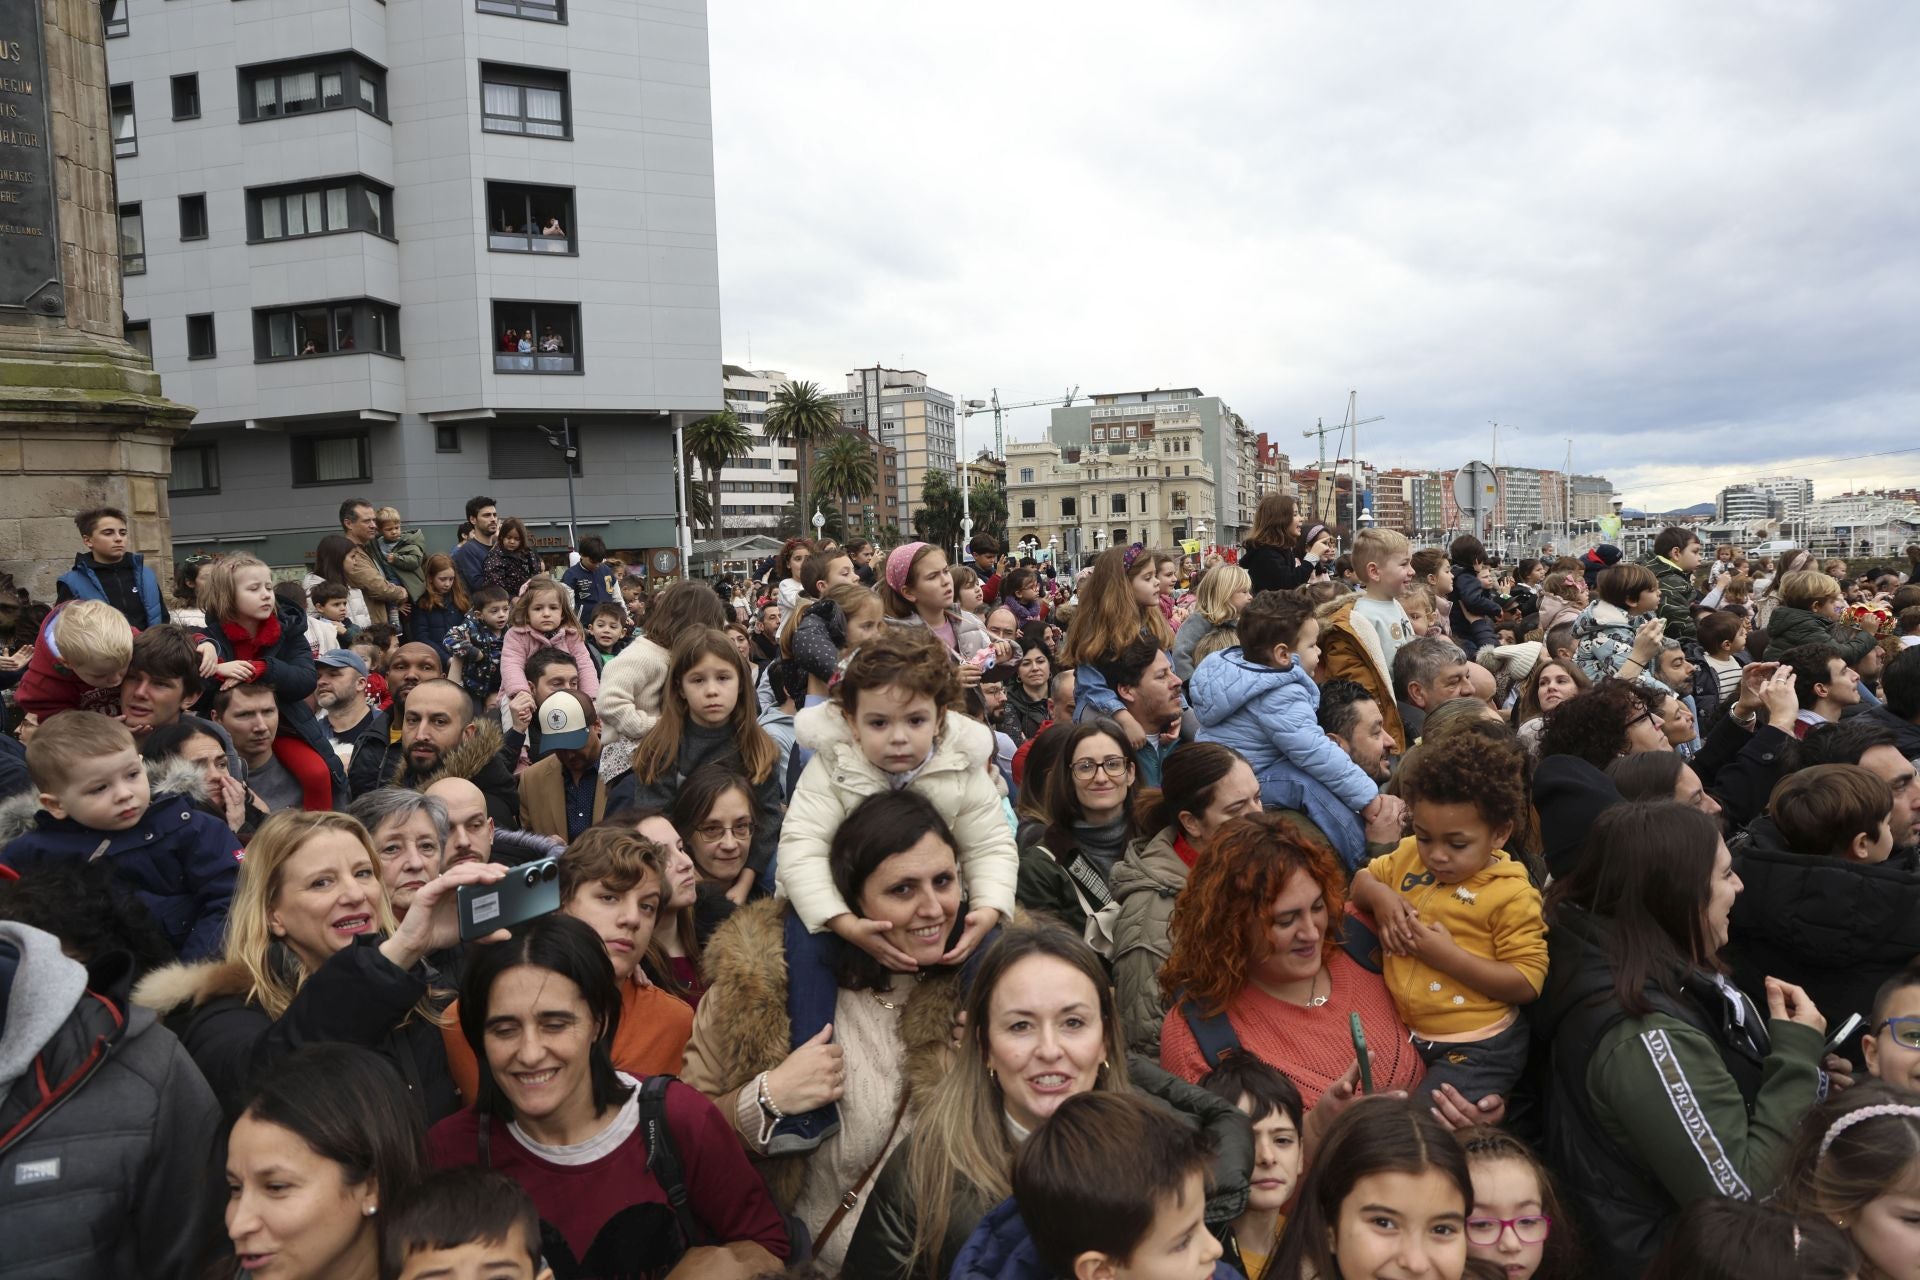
{"left": 493, "top": 352, "right": 578, "bottom": 374}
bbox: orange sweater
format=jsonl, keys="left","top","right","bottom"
{"left": 442, "top": 976, "right": 693, "bottom": 1104}
{"left": 1159, "top": 951, "right": 1425, "bottom": 1108}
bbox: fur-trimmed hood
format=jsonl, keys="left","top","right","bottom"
{"left": 131, "top": 955, "right": 254, "bottom": 1017}
{"left": 794, "top": 701, "right": 992, "bottom": 774}
{"left": 683, "top": 897, "right": 970, "bottom": 1209}
{"left": 397, "top": 717, "right": 505, "bottom": 788}
{"left": 0, "top": 754, "right": 209, "bottom": 847}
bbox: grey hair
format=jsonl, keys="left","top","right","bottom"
{"left": 1391, "top": 635, "right": 1468, "bottom": 701}
{"left": 347, "top": 787, "right": 450, "bottom": 848}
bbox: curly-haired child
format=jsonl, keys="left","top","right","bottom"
{"left": 1348, "top": 731, "right": 1545, "bottom": 1102}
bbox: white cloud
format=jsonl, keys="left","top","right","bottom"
{"left": 708, "top": 1, "right": 1920, "bottom": 511}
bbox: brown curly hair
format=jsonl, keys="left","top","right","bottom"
{"left": 1396, "top": 731, "right": 1529, "bottom": 838}
{"left": 832, "top": 626, "right": 959, "bottom": 714}
{"left": 1158, "top": 811, "right": 1347, "bottom": 1017}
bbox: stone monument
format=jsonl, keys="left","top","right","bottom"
{"left": 0, "top": 0, "right": 193, "bottom": 605}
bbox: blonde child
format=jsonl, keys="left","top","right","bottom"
{"left": 499, "top": 575, "right": 599, "bottom": 702}
{"left": 13, "top": 599, "right": 133, "bottom": 720}
{"left": 1401, "top": 581, "right": 1442, "bottom": 638}
{"left": 375, "top": 505, "right": 428, "bottom": 601}
{"left": 1172, "top": 563, "right": 1250, "bottom": 681}
{"left": 1349, "top": 732, "right": 1545, "bottom": 1102}
{"left": 1320, "top": 528, "right": 1419, "bottom": 750}
{"left": 596, "top": 580, "right": 728, "bottom": 780}
{"left": 190, "top": 553, "right": 344, "bottom": 809}
{"left": 1057, "top": 544, "right": 1175, "bottom": 747}
{"left": 607, "top": 627, "right": 783, "bottom": 898}
{"left": 772, "top": 627, "right": 1019, "bottom": 1141}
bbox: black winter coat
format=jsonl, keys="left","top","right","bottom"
{"left": 1727, "top": 814, "right": 1920, "bottom": 1067}
{"left": 192, "top": 602, "right": 348, "bottom": 805}
{"left": 1448, "top": 558, "right": 1502, "bottom": 656}
{"left": 134, "top": 934, "right": 463, "bottom": 1125}
{"left": 0, "top": 946, "right": 223, "bottom": 1280}
{"left": 1241, "top": 542, "right": 1311, "bottom": 594}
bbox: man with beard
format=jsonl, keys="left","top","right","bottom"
{"left": 426, "top": 775, "right": 558, "bottom": 868}
{"left": 346, "top": 644, "right": 442, "bottom": 798}
{"left": 314, "top": 649, "right": 382, "bottom": 763}
{"left": 390, "top": 679, "right": 519, "bottom": 829}
{"left": 1099, "top": 637, "right": 1183, "bottom": 787}
{"left": 517, "top": 690, "right": 604, "bottom": 842}
{"left": 1319, "top": 679, "right": 1397, "bottom": 786}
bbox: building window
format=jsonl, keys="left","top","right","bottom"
{"left": 110, "top": 84, "right": 137, "bottom": 157}
{"left": 480, "top": 63, "right": 570, "bottom": 137}
{"left": 254, "top": 298, "right": 400, "bottom": 361}
{"left": 171, "top": 73, "right": 200, "bottom": 120}
{"left": 293, "top": 432, "right": 372, "bottom": 487}
{"left": 477, "top": 0, "right": 564, "bottom": 21}
{"left": 486, "top": 182, "right": 576, "bottom": 253}
{"left": 179, "top": 193, "right": 208, "bottom": 241}
{"left": 1018, "top": 467, "right": 1034, "bottom": 483}
{"left": 104, "top": 0, "right": 127, "bottom": 37}
{"left": 1112, "top": 527, "right": 1128, "bottom": 546}
{"left": 118, "top": 204, "right": 145, "bottom": 274}
{"left": 240, "top": 54, "right": 387, "bottom": 123}
{"left": 1060, "top": 497, "right": 1076, "bottom": 518}
{"left": 1111, "top": 493, "right": 1127, "bottom": 515}
{"left": 1020, "top": 498, "right": 1035, "bottom": 520}
{"left": 487, "top": 425, "right": 582, "bottom": 479}
{"left": 124, "top": 320, "right": 151, "bottom": 360}
{"left": 435, "top": 425, "right": 462, "bottom": 453}
{"left": 169, "top": 443, "right": 219, "bottom": 496}
{"left": 186, "top": 313, "right": 216, "bottom": 359}
{"left": 490, "top": 300, "right": 580, "bottom": 373}
{"left": 248, "top": 177, "right": 392, "bottom": 242}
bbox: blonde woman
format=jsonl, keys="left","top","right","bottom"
{"left": 1172, "top": 563, "right": 1252, "bottom": 681}
{"left": 134, "top": 808, "right": 505, "bottom": 1123}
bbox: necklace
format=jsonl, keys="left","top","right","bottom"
{"left": 1256, "top": 969, "right": 1328, "bottom": 1008}
{"left": 870, "top": 988, "right": 900, "bottom": 1011}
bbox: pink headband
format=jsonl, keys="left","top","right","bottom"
{"left": 886, "top": 542, "right": 930, "bottom": 595}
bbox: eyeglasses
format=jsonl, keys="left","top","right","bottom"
{"left": 1876, "top": 1017, "right": 1920, "bottom": 1050}
{"left": 1071, "top": 756, "right": 1133, "bottom": 780}
{"left": 1465, "top": 1215, "right": 1552, "bottom": 1246}
{"left": 694, "top": 820, "right": 753, "bottom": 843}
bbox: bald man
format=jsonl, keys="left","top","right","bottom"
{"left": 387, "top": 643, "right": 443, "bottom": 700}
{"left": 427, "top": 775, "right": 561, "bottom": 868}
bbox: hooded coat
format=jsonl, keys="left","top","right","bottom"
{"left": 1726, "top": 813, "right": 1920, "bottom": 1066}
{"left": 776, "top": 704, "right": 1019, "bottom": 933}
{"left": 132, "top": 934, "right": 463, "bottom": 1124}
{"left": 1317, "top": 595, "right": 1407, "bottom": 751}
{"left": 0, "top": 925, "right": 223, "bottom": 1280}
{"left": 1533, "top": 903, "right": 1824, "bottom": 1274}
{"left": 679, "top": 898, "right": 965, "bottom": 1212}
{"left": 55, "top": 550, "right": 166, "bottom": 628}
{"left": 0, "top": 757, "right": 241, "bottom": 962}
{"left": 1241, "top": 541, "right": 1310, "bottom": 594}
{"left": 1765, "top": 604, "right": 1876, "bottom": 664}
{"left": 1110, "top": 826, "right": 1188, "bottom": 1056}
{"left": 841, "top": 1054, "right": 1254, "bottom": 1280}
{"left": 387, "top": 717, "right": 522, "bottom": 831}
{"left": 1647, "top": 555, "right": 1699, "bottom": 641}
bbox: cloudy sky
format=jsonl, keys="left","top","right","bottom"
{"left": 707, "top": 3, "right": 1919, "bottom": 512}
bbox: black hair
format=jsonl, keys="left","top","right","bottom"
{"left": 827, "top": 790, "right": 962, "bottom": 992}
{"left": 1197, "top": 1054, "right": 1304, "bottom": 1131}
{"left": 1317, "top": 677, "right": 1377, "bottom": 740}
{"left": 1643, "top": 1196, "right": 1856, "bottom": 1280}
{"left": 380, "top": 1167, "right": 541, "bottom": 1280}
{"left": 1094, "top": 633, "right": 1162, "bottom": 694}
{"left": 1798, "top": 717, "right": 1899, "bottom": 770}
{"left": 458, "top": 913, "right": 632, "bottom": 1123}
{"left": 1883, "top": 644, "right": 1920, "bottom": 721}
{"left": 1538, "top": 681, "right": 1653, "bottom": 769}
{"left": 236, "top": 1044, "right": 428, "bottom": 1229}
{"left": 1652, "top": 526, "right": 1701, "bottom": 560}
{"left": 128, "top": 622, "right": 205, "bottom": 699}
{"left": 588, "top": 602, "right": 627, "bottom": 626}
{"left": 523, "top": 646, "right": 581, "bottom": 688}
{"left": 577, "top": 535, "right": 606, "bottom": 562}
{"left": 308, "top": 580, "right": 349, "bottom": 606}
{"left": 1781, "top": 642, "right": 1845, "bottom": 708}
{"left": 74, "top": 506, "right": 128, "bottom": 537}
{"left": 139, "top": 718, "right": 225, "bottom": 765}
{"left": 465, "top": 495, "right": 498, "bottom": 521}
{"left": 0, "top": 859, "right": 176, "bottom": 979}
{"left": 337, "top": 498, "right": 373, "bottom": 527}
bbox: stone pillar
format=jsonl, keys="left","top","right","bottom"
{"left": 0, "top": 0, "right": 194, "bottom": 604}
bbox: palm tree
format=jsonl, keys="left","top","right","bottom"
{"left": 683, "top": 408, "right": 751, "bottom": 542}
{"left": 763, "top": 379, "right": 843, "bottom": 512}
{"left": 815, "top": 431, "right": 878, "bottom": 532}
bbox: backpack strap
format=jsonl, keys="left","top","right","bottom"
{"left": 1176, "top": 991, "right": 1243, "bottom": 1070}
{"left": 639, "top": 1076, "right": 703, "bottom": 1255}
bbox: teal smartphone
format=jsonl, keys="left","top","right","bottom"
{"left": 1351, "top": 1012, "right": 1373, "bottom": 1095}
{"left": 457, "top": 858, "right": 560, "bottom": 941}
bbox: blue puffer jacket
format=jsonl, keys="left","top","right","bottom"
{"left": 0, "top": 785, "right": 241, "bottom": 961}
{"left": 1190, "top": 648, "right": 1377, "bottom": 814}
{"left": 952, "top": 1199, "right": 1242, "bottom": 1280}
{"left": 55, "top": 551, "right": 166, "bottom": 627}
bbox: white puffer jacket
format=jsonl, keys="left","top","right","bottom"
{"left": 775, "top": 703, "right": 1019, "bottom": 931}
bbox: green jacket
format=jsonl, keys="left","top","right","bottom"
{"left": 1649, "top": 556, "right": 1698, "bottom": 641}
{"left": 1014, "top": 819, "right": 1088, "bottom": 939}
{"left": 1111, "top": 827, "right": 1187, "bottom": 1057}
{"left": 1587, "top": 1010, "right": 1823, "bottom": 1210}
{"left": 1765, "top": 604, "right": 1876, "bottom": 664}
{"left": 380, "top": 527, "right": 429, "bottom": 600}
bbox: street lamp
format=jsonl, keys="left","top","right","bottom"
{"left": 535, "top": 419, "right": 578, "bottom": 548}
{"left": 812, "top": 506, "right": 825, "bottom": 544}
{"left": 1195, "top": 518, "right": 1209, "bottom": 550}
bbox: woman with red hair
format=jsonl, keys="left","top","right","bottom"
{"left": 1158, "top": 812, "right": 1507, "bottom": 1129}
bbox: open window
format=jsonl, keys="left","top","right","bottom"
{"left": 490, "top": 301, "right": 580, "bottom": 373}
{"left": 486, "top": 182, "right": 576, "bottom": 254}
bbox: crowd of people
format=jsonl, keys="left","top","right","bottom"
{"left": 6, "top": 489, "right": 1920, "bottom": 1279}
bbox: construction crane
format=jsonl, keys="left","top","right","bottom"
{"left": 1301, "top": 391, "right": 1384, "bottom": 529}
{"left": 961, "top": 386, "right": 1080, "bottom": 463}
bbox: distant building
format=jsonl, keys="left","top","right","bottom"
{"left": 1050, "top": 387, "right": 1251, "bottom": 545}
{"left": 1754, "top": 475, "right": 1815, "bottom": 527}
{"left": 833, "top": 367, "right": 955, "bottom": 524}
{"left": 1008, "top": 418, "right": 1215, "bottom": 567}
{"left": 1570, "top": 475, "right": 1617, "bottom": 521}
{"left": 718, "top": 367, "right": 797, "bottom": 533}
{"left": 1254, "top": 433, "right": 1288, "bottom": 504}
{"left": 1716, "top": 484, "right": 1780, "bottom": 524}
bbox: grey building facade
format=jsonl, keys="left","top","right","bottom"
{"left": 108, "top": 0, "right": 720, "bottom": 568}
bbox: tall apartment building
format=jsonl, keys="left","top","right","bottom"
{"left": 1569, "top": 475, "right": 1617, "bottom": 520}
{"left": 1049, "top": 387, "right": 1251, "bottom": 545}
{"left": 717, "top": 365, "right": 796, "bottom": 533}
{"left": 832, "top": 367, "right": 954, "bottom": 524}
{"left": 108, "top": 0, "right": 720, "bottom": 568}
{"left": 1007, "top": 421, "right": 1215, "bottom": 567}
{"left": 1716, "top": 484, "right": 1780, "bottom": 524}
{"left": 1754, "top": 475, "right": 1815, "bottom": 527}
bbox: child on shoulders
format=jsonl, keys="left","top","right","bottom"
{"left": 1319, "top": 528, "right": 1419, "bottom": 750}
{"left": 499, "top": 576, "right": 599, "bottom": 700}
{"left": 13, "top": 599, "right": 133, "bottom": 721}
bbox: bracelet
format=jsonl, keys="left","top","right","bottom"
{"left": 756, "top": 1071, "right": 785, "bottom": 1120}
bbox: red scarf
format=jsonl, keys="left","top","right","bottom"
{"left": 222, "top": 610, "right": 282, "bottom": 677}
{"left": 1173, "top": 833, "right": 1201, "bottom": 869}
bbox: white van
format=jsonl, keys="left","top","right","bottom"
{"left": 1749, "top": 540, "right": 1800, "bottom": 556}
